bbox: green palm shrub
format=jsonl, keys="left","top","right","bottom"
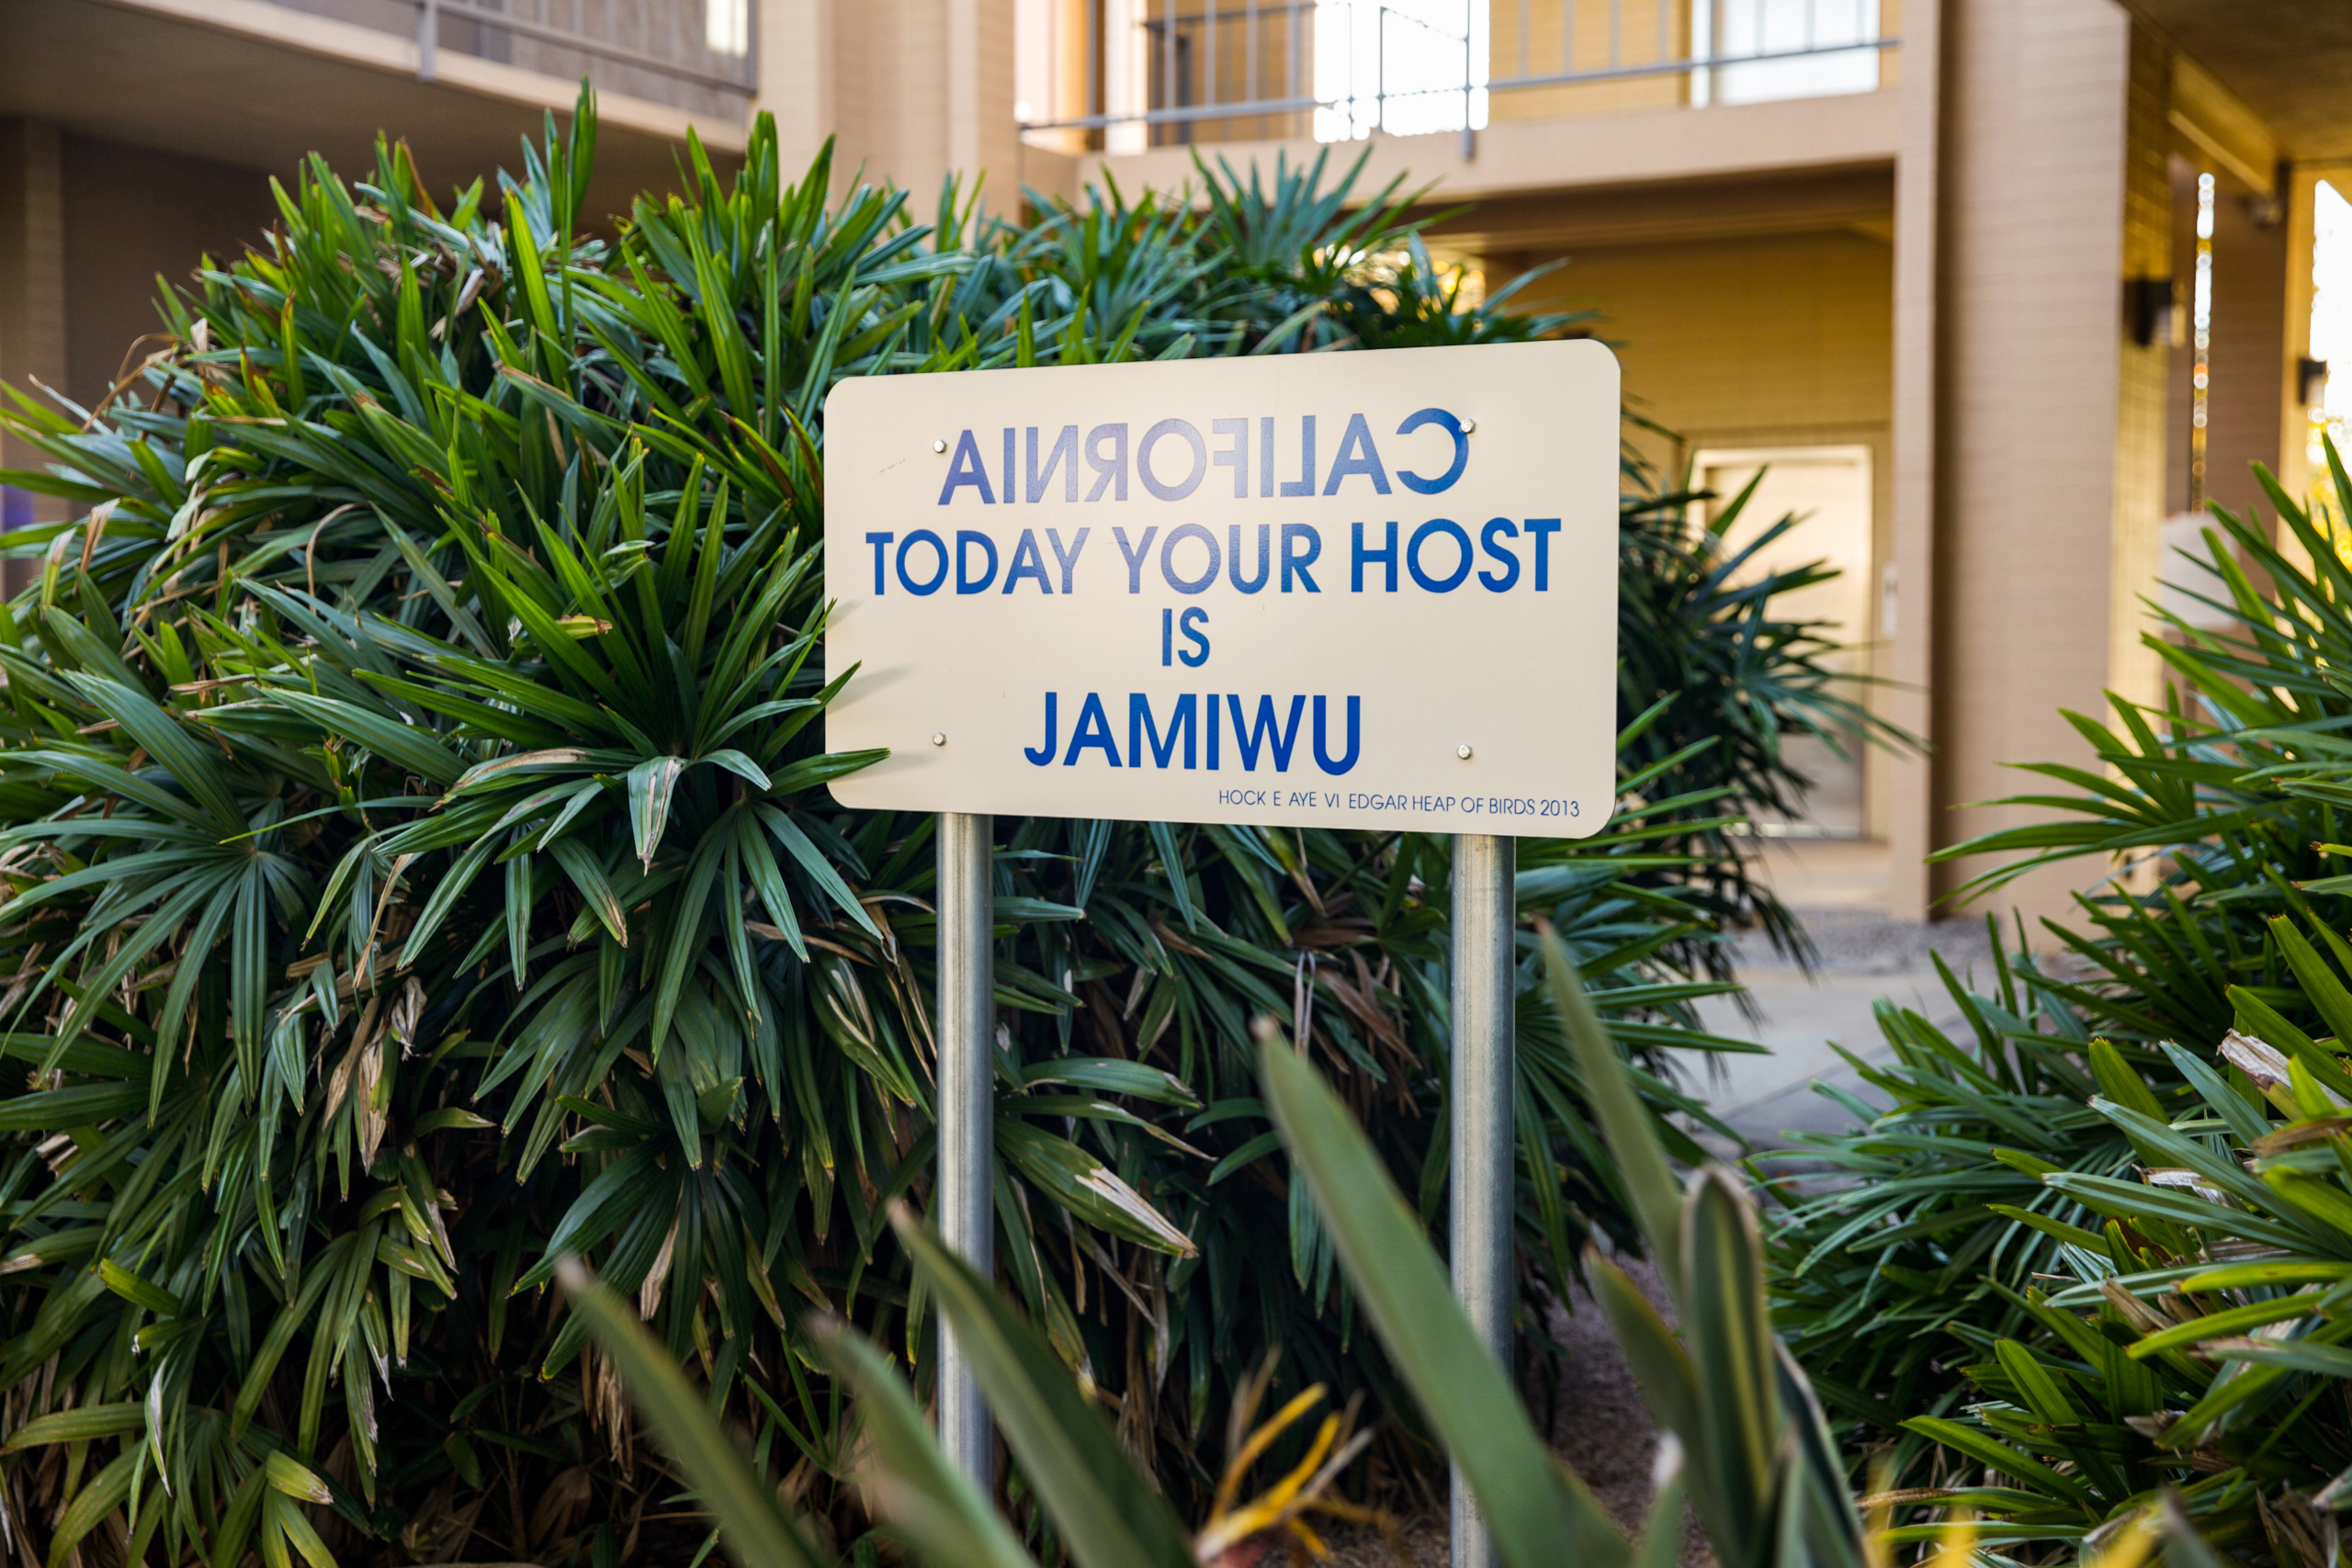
{"left": 572, "top": 932, "right": 2234, "bottom": 1567}
{"left": 569, "top": 932, "right": 1878, "bottom": 1568}
{"left": 1767, "top": 447, "right": 2352, "bottom": 1546}
{"left": 0, "top": 91, "right": 1880, "bottom": 1562}
{"left": 1880, "top": 987, "right": 2352, "bottom": 1557}
{"left": 1785, "top": 916, "right": 2352, "bottom": 1558}
{"left": 1766, "top": 923, "right": 2156, "bottom": 1463}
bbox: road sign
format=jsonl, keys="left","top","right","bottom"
{"left": 822, "top": 340, "right": 1620, "bottom": 837}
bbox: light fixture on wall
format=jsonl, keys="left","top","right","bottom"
{"left": 2126, "top": 276, "right": 2182, "bottom": 349}
{"left": 2302, "top": 356, "right": 2331, "bottom": 408}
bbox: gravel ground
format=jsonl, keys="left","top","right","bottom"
{"left": 1322, "top": 1257, "right": 1713, "bottom": 1568}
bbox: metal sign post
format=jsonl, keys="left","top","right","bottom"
{"left": 935, "top": 809, "right": 995, "bottom": 1483}
{"left": 1450, "top": 832, "right": 1515, "bottom": 1568}
{"left": 822, "top": 340, "right": 1617, "bottom": 1529}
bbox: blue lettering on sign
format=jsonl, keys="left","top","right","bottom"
{"left": 1130, "top": 693, "right": 1197, "bottom": 769}
{"left": 1213, "top": 418, "right": 1249, "bottom": 497}
{"left": 1525, "top": 518, "right": 1560, "bottom": 591}
{"left": 1227, "top": 694, "right": 1306, "bottom": 772}
{"left": 897, "top": 530, "right": 949, "bottom": 595}
{"left": 1086, "top": 424, "right": 1128, "bottom": 501}
{"left": 1063, "top": 692, "right": 1121, "bottom": 766}
{"left": 1228, "top": 525, "right": 1270, "bottom": 593}
{"left": 1281, "top": 524, "right": 1321, "bottom": 592}
{"left": 1161, "top": 524, "right": 1220, "bottom": 594}
{"left": 937, "top": 430, "right": 996, "bottom": 505}
{"left": 925, "top": 410, "right": 1476, "bottom": 505}
{"left": 1351, "top": 522, "right": 1397, "bottom": 593}
{"left": 956, "top": 530, "right": 999, "bottom": 593}
{"left": 1026, "top": 692, "right": 1363, "bottom": 775}
{"left": 1178, "top": 607, "right": 1211, "bottom": 666}
{"left": 1023, "top": 693, "right": 1059, "bottom": 763}
{"left": 1407, "top": 519, "right": 1472, "bottom": 593}
{"left": 1312, "top": 695, "right": 1361, "bottom": 775}
{"left": 1046, "top": 527, "right": 1089, "bottom": 592}
{"left": 1138, "top": 419, "right": 1207, "bottom": 501}
{"left": 865, "top": 519, "right": 1558, "bottom": 593}
{"left": 1028, "top": 425, "right": 1080, "bottom": 502}
{"left": 1002, "top": 529, "right": 1053, "bottom": 593}
{"left": 1394, "top": 408, "right": 1470, "bottom": 494}
{"left": 1322, "top": 412, "right": 1392, "bottom": 496}
{"left": 1478, "top": 518, "right": 1520, "bottom": 591}
{"left": 1280, "top": 416, "right": 1317, "bottom": 497}
{"left": 1114, "top": 526, "right": 1158, "bottom": 593}
{"left": 874, "top": 398, "right": 1579, "bottom": 613}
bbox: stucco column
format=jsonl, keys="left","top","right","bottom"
{"left": 797, "top": 0, "right": 1022, "bottom": 213}
{"left": 1887, "top": 0, "right": 1941, "bottom": 923}
{"left": 755, "top": 0, "right": 837, "bottom": 178}
{"left": 1925, "top": 0, "right": 2135, "bottom": 921}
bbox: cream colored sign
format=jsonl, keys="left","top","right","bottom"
{"left": 822, "top": 340, "right": 1619, "bottom": 836}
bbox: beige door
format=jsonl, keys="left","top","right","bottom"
{"left": 1694, "top": 445, "right": 1875, "bottom": 840}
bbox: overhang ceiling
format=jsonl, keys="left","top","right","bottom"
{"left": 0, "top": 0, "right": 739, "bottom": 223}
{"left": 2127, "top": 0, "right": 2352, "bottom": 163}
{"left": 1424, "top": 164, "right": 1894, "bottom": 259}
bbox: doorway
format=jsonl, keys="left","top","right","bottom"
{"left": 1693, "top": 444, "right": 1876, "bottom": 840}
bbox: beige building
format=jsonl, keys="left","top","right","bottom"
{"left": 1, "top": 0, "right": 2346, "bottom": 924}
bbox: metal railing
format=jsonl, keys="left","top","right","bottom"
{"left": 260, "top": 0, "right": 758, "bottom": 115}
{"left": 1018, "top": 0, "right": 1894, "bottom": 152}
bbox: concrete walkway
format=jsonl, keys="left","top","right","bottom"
{"left": 1686, "top": 841, "right": 1994, "bottom": 1151}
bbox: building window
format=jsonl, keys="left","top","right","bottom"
{"left": 1315, "top": 0, "right": 1487, "bottom": 142}
{"left": 1693, "top": 0, "right": 1882, "bottom": 107}
{"left": 707, "top": 0, "right": 750, "bottom": 57}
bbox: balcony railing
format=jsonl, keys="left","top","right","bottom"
{"left": 262, "top": 0, "right": 758, "bottom": 119}
{"left": 1016, "top": 0, "right": 1895, "bottom": 152}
